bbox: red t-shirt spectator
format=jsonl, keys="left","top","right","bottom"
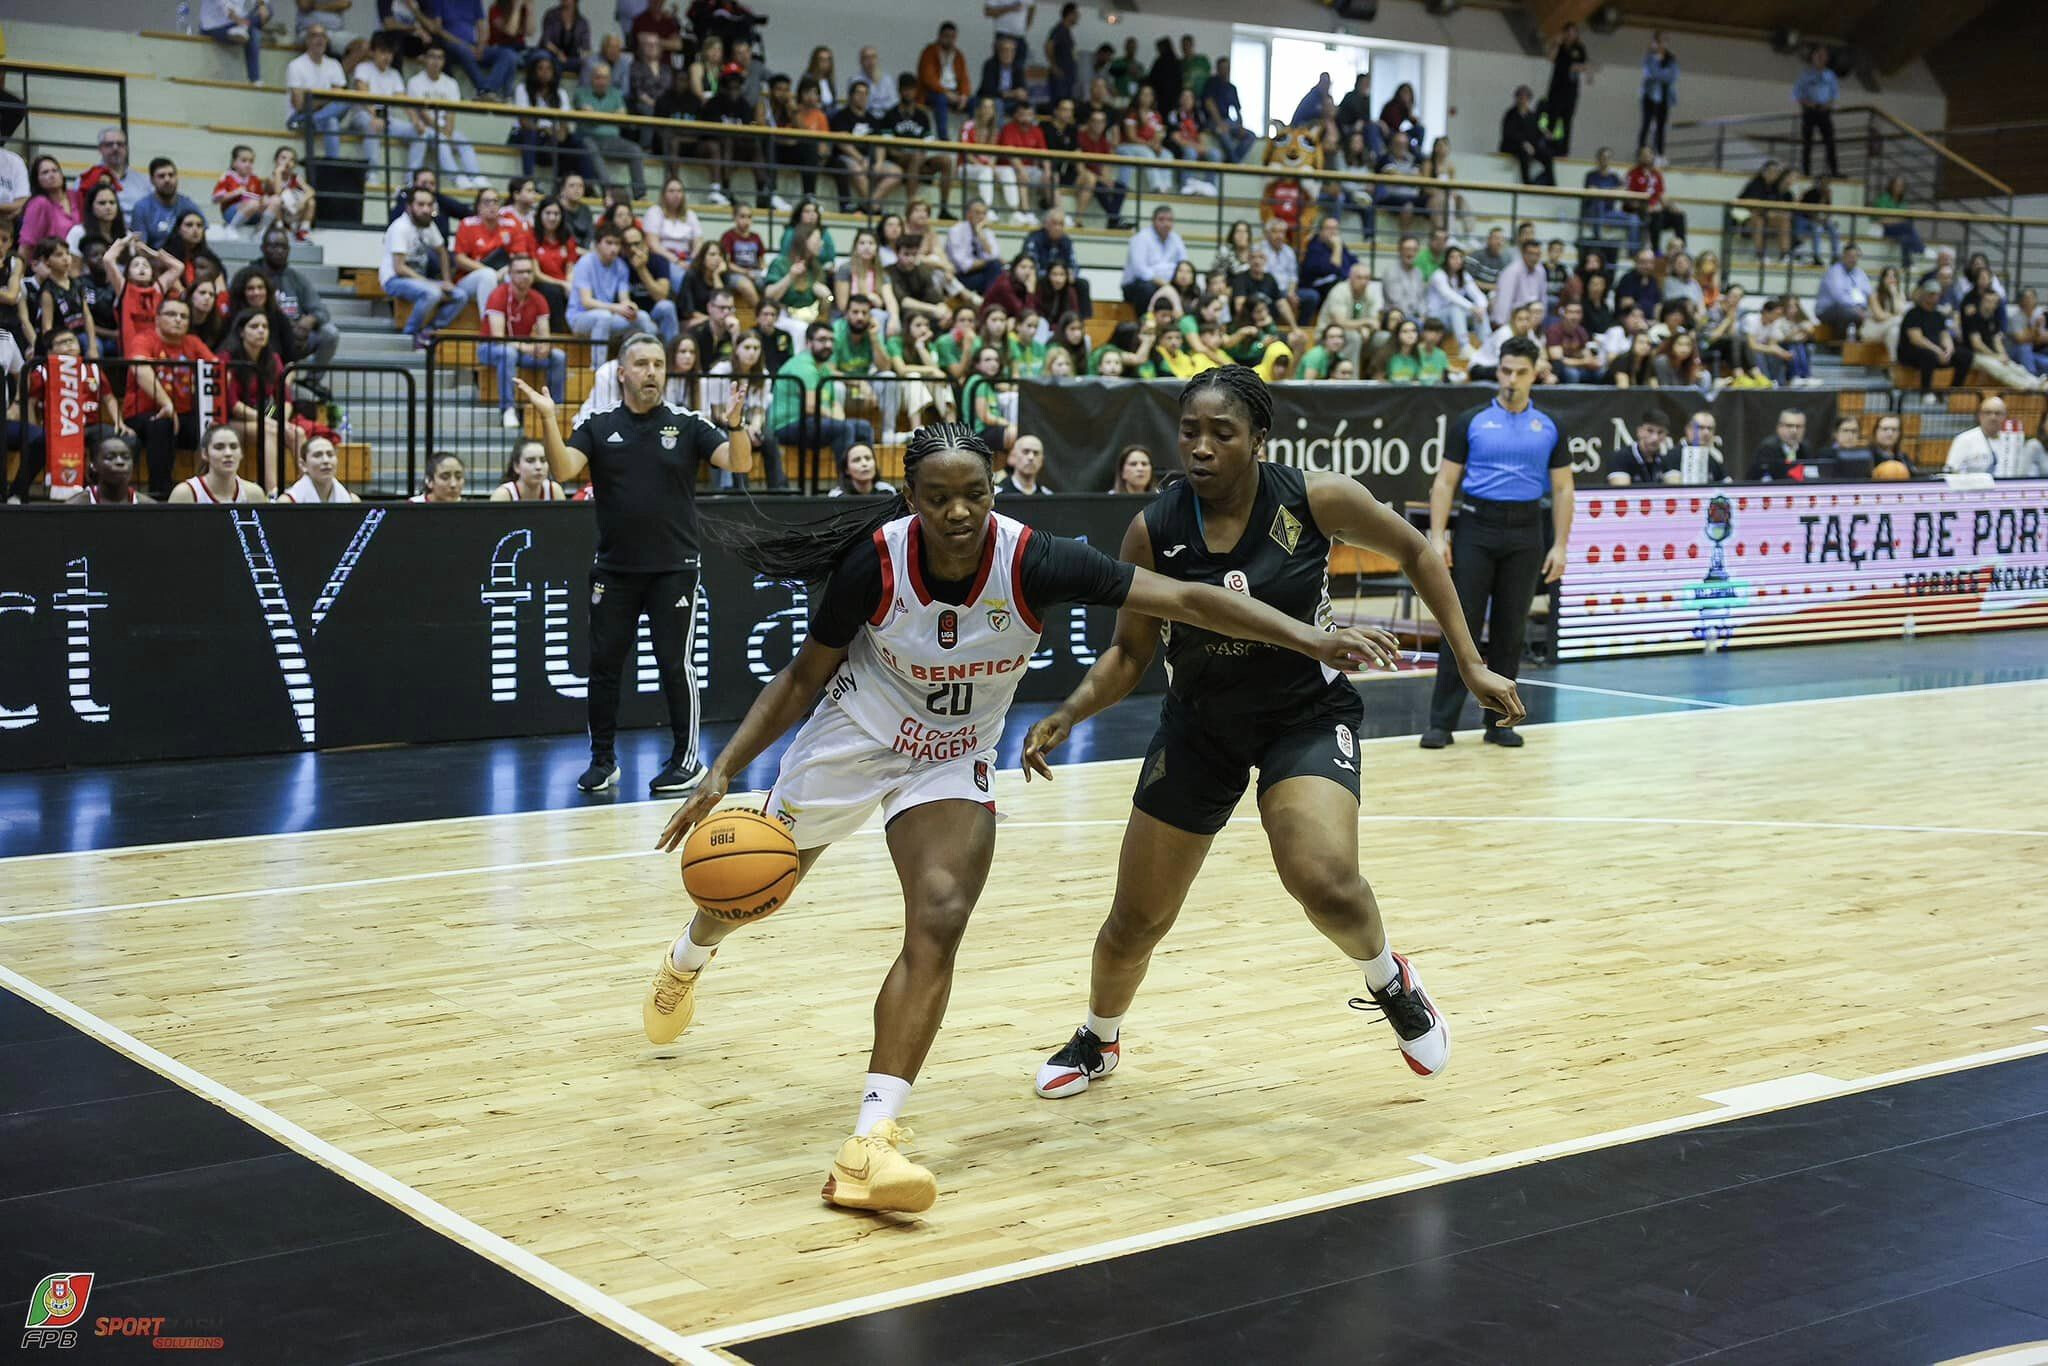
{"left": 1625, "top": 164, "right": 1666, "bottom": 210}
{"left": 629, "top": 7, "right": 680, "bottom": 47}
{"left": 961, "top": 121, "right": 999, "bottom": 166}
{"left": 120, "top": 281, "right": 167, "bottom": 358}
{"left": 485, "top": 282, "right": 549, "bottom": 337}
{"left": 221, "top": 348, "right": 290, "bottom": 413}
{"left": 533, "top": 235, "right": 580, "bottom": 282}
{"left": 453, "top": 213, "right": 531, "bottom": 280}
{"left": 1077, "top": 125, "right": 1117, "bottom": 178}
{"left": 997, "top": 120, "right": 1048, "bottom": 166}
{"left": 1122, "top": 108, "right": 1165, "bottom": 149}
{"left": 212, "top": 170, "right": 268, "bottom": 219}
{"left": 720, "top": 228, "right": 765, "bottom": 272}
{"left": 487, "top": 0, "right": 529, "bottom": 48}
{"left": 496, "top": 207, "right": 537, "bottom": 251}
{"left": 123, "top": 332, "right": 218, "bottom": 421}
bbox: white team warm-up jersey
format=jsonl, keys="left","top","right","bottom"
{"left": 831, "top": 512, "right": 1047, "bottom": 763}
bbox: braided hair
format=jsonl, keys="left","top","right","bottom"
{"left": 705, "top": 422, "right": 996, "bottom": 583}
{"left": 1179, "top": 364, "right": 1273, "bottom": 438}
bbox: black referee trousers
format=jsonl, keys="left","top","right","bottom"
{"left": 1429, "top": 496, "right": 1546, "bottom": 733}
{"left": 587, "top": 564, "right": 700, "bottom": 765}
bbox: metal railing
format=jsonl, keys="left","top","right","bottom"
{"left": 269, "top": 362, "right": 419, "bottom": 498}
{"left": 0, "top": 59, "right": 129, "bottom": 168}
{"left": 422, "top": 330, "right": 600, "bottom": 483}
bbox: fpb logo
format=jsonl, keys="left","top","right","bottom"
{"left": 24, "top": 1274, "right": 92, "bottom": 1330}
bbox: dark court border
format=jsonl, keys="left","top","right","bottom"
{"left": 0, "top": 988, "right": 666, "bottom": 1365}
{"left": 732, "top": 1054, "right": 2048, "bottom": 1366}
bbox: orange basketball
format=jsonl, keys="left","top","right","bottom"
{"left": 681, "top": 808, "right": 800, "bottom": 925}
{"left": 1873, "top": 459, "right": 1911, "bottom": 482}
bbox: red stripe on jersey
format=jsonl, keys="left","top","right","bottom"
{"left": 868, "top": 526, "right": 895, "bottom": 626}
{"left": 905, "top": 518, "right": 931, "bottom": 605}
{"left": 1010, "top": 524, "right": 1041, "bottom": 632}
{"left": 963, "top": 515, "right": 998, "bottom": 606}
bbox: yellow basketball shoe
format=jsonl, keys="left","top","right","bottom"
{"left": 642, "top": 945, "right": 713, "bottom": 1044}
{"left": 821, "top": 1120, "right": 938, "bottom": 1213}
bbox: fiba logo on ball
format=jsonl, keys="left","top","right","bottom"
{"left": 1224, "top": 570, "right": 1250, "bottom": 595}
{"left": 681, "top": 810, "right": 801, "bottom": 926}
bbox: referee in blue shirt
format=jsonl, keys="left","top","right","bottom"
{"left": 1421, "top": 336, "right": 1575, "bottom": 749}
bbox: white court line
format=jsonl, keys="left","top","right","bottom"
{"left": 0, "top": 963, "right": 720, "bottom": 1366}
{"left": 1700, "top": 1073, "right": 1846, "bottom": 1109}
{"left": 1406, "top": 1153, "right": 1459, "bottom": 1171}
{"left": 5, "top": 813, "right": 2043, "bottom": 928}
{"left": 688, "top": 1036, "right": 2048, "bottom": 1350}
{"left": 7, "top": 676, "right": 2046, "bottom": 869}
{"left": 1510, "top": 676, "right": 1735, "bottom": 709}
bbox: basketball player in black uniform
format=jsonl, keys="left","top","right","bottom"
{"left": 1024, "top": 367, "right": 1525, "bottom": 1097}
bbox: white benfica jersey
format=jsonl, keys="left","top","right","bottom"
{"left": 831, "top": 512, "right": 1047, "bottom": 764}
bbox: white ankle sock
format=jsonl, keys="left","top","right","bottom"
{"left": 855, "top": 1073, "right": 913, "bottom": 1136}
{"left": 1085, "top": 1011, "right": 1124, "bottom": 1043}
{"left": 1354, "top": 945, "right": 1399, "bottom": 992}
{"left": 670, "top": 932, "right": 715, "bottom": 973}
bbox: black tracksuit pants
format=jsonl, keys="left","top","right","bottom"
{"left": 587, "top": 563, "right": 700, "bottom": 764}
{"left": 1429, "top": 497, "right": 1546, "bottom": 733}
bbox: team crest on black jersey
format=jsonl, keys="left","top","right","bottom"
{"left": 1270, "top": 504, "right": 1303, "bottom": 555}
{"left": 937, "top": 609, "right": 959, "bottom": 648}
{"left": 659, "top": 425, "right": 680, "bottom": 450}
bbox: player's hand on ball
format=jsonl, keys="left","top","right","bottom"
{"left": 1021, "top": 713, "right": 1072, "bottom": 782}
{"left": 656, "top": 771, "right": 730, "bottom": 853}
{"left": 1469, "top": 667, "right": 1527, "bottom": 726}
{"left": 1324, "top": 625, "right": 1402, "bottom": 672}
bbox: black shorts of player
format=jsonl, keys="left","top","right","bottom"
{"left": 1131, "top": 684, "right": 1367, "bottom": 837}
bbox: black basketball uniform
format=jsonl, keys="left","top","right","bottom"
{"left": 1134, "top": 462, "right": 1365, "bottom": 836}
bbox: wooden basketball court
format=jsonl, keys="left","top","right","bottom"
{"left": 5, "top": 680, "right": 2048, "bottom": 1362}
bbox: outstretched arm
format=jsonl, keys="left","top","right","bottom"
{"left": 1022, "top": 514, "right": 1160, "bottom": 778}
{"left": 1306, "top": 472, "right": 1525, "bottom": 725}
{"left": 657, "top": 637, "right": 849, "bottom": 851}
{"left": 512, "top": 377, "right": 589, "bottom": 481}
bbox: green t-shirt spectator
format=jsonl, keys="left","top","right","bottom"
{"left": 832, "top": 318, "right": 882, "bottom": 373}
{"left": 1385, "top": 347, "right": 1451, "bottom": 383}
{"left": 1298, "top": 344, "right": 1341, "bottom": 380}
{"left": 1415, "top": 245, "right": 1442, "bottom": 280}
{"left": 1230, "top": 325, "right": 1278, "bottom": 364}
{"left": 769, "top": 352, "right": 840, "bottom": 431}
{"left": 573, "top": 86, "right": 626, "bottom": 140}
{"left": 962, "top": 373, "right": 1004, "bottom": 429}
{"left": 1414, "top": 345, "right": 1450, "bottom": 383}
{"left": 1182, "top": 54, "right": 1212, "bottom": 96}
{"left": 935, "top": 332, "right": 971, "bottom": 372}
{"left": 1007, "top": 335, "right": 1047, "bottom": 377}
{"left": 1087, "top": 342, "right": 1157, "bottom": 377}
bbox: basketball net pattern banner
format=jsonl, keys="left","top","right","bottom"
{"left": 0, "top": 499, "right": 1154, "bottom": 771}
{"left": 1557, "top": 479, "right": 2048, "bottom": 658}
{"left": 1017, "top": 380, "right": 1839, "bottom": 502}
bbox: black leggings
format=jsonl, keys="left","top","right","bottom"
{"left": 1429, "top": 505, "right": 1546, "bottom": 732}
{"left": 5, "top": 419, "right": 45, "bottom": 500}
{"left": 1637, "top": 98, "right": 1669, "bottom": 156}
{"left": 586, "top": 563, "right": 701, "bottom": 764}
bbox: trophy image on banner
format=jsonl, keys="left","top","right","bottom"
{"left": 1682, "top": 494, "right": 1751, "bottom": 647}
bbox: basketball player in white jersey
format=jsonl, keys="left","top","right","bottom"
{"left": 650, "top": 422, "right": 1402, "bottom": 1214}
{"left": 489, "top": 438, "right": 564, "bottom": 501}
{"left": 276, "top": 434, "right": 360, "bottom": 503}
{"left": 167, "top": 423, "right": 269, "bottom": 504}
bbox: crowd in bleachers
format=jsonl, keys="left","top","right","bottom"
{"left": 5, "top": 0, "right": 2048, "bottom": 502}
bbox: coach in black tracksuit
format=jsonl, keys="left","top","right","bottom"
{"left": 518, "top": 332, "right": 752, "bottom": 795}
{"left": 1421, "top": 334, "right": 1574, "bottom": 750}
